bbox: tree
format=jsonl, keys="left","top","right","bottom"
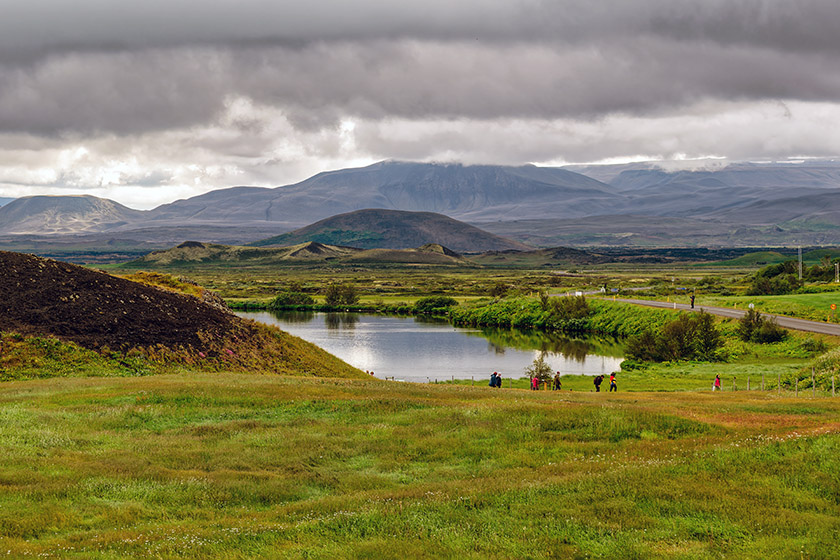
{"left": 324, "top": 284, "right": 358, "bottom": 306}
{"left": 524, "top": 354, "right": 553, "bottom": 384}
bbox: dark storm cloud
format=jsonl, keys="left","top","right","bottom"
{"left": 1, "top": 0, "right": 839, "bottom": 136}
{"left": 4, "top": 1, "right": 840, "bottom": 54}
{"left": 3, "top": 0, "right": 840, "bottom": 203}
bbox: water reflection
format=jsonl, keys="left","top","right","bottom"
{"left": 470, "top": 328, "right": 625, "bottom": 364}
{"left": 324, "top": 312, "right": 359, "bottom": 330}
{"left": 239, "top": 311, "right": 624, "bottom": 382}
{"left": 279, "top": 310, "right": 316, "bottom": 324}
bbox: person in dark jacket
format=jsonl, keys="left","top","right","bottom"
{"left": 593, "top": 375, "right": 603, "bottom": 392}
{"left": 489, "top": 372, "right": 498, "bottom": 387}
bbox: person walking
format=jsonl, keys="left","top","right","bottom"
{"left": 609, "top": 373, "right": 617, "bottom": 392}
{"left": 713, "top": 374, "right": 721, "bottom": 391}
{"left": 489, "top": 372, "right": 498, "bottom": 387}
{"left": 593, "top": 375, "right": 603, "bottom": 392}
{"left": 553, "top": 372, "right": 562, "bottom": 391}
{"left": 531, "top": 376, "right": 539, "bottom": 391}
{"left": 690, "top": 293, "right": 695, "bottom": 309}
{"left": 495, "top": 373, "right": 502, "bottom": 388}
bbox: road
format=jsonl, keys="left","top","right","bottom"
{"left": 612, "top": 297, "right": 840, "bottom": 336}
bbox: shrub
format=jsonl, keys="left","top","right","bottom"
{"left": 324, "top": 284, "right": 359, "bottom": 306}
{"left": 268, "top": 292, "right": 314, "bottom": 308}
{"left": 747, "top": 261, "right": 802, "bottom": 295}
{"left": 414, "top": 296, "right": 459, "bottom": 314}
{"left": 626, "top": 311, "right": 723, "bottom": 362}
{"left": 549, "top": 295, "right": 590, "bottom": 321}
{"left": 737, "top": 309, "right": 788, "bottom": 343}
{"left": 488, "top": 282, "right": 510, "bottom": 298}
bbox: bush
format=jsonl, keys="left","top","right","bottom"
{"left": 324, "top": 284, "right": 359, "bottom": 306}
{"left": 269, "top": 292, "right": 314, "bottom": 308}
{"left": 549, "top": 295, "right": 590, "bottom": 321}
{"left": 488, "top": 282, "right": 510, "bottom": 298}
{"left": 737, "top": 309, "right": 788, "bottom": 343}
{"left": 747, "top": 274, "right": 801, "bottom": 295}
{"left": 414, "top": 296, "right": 459, "bottom": 314}
{"left": 747, "top": 261, "right": 802, "bottom": 295}
{"left": 626, "top": 311, "right": 723, "bottom": 362}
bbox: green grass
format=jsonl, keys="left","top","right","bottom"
{"left": 695, "top": 291, "right": 840, "bottom": 323}
{"left": 0, "top": 373, "right": 838, "bottom": 558}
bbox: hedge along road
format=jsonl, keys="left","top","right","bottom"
{"left": 611, "top": 297, "right": 840, "bottom": 337}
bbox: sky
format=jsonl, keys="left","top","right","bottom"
{"left": 2, "top": 0, "right": 840, "bottom": 209}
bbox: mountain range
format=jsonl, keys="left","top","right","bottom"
{"left": 2, "top": 159, "right": 840, "bottom": 248}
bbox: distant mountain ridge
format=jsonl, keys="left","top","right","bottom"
{"left": 250, "top": 209, "right": 532, "bottom": 252}
{"left": 143, "top": 161, "right": 616, "bottom": 228}
{"left": 0, "top": 195, "right": 142, "bottom": 235}
{"left": 2, "top": 160, "right": 840, "bottom": 247}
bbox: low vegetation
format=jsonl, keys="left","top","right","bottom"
{"left": 0, "top": 373, "right": 838, "bottom": 559}
{"left": 626, "top": 311, "right": 723, "bottom": 363}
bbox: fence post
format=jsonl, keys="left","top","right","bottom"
{"left": 778, "top": 372, "right": 781, "bottom": 396}
{"left": 733, "top": 377, "right": 736, "bottom": 392}
{"left": 747, "top": 376, "right": 750, "bottom": 391}
{"left": 471, "top": 376, "right": 474, "bottom": 386}
{"left": 762, "top": 373, "right": 765, "bottom": 391}
{"left": 812, "top": 368, "right": 816, "bottom": 397}
{"left": 833, "top": 375, "right": 836, "bottom": 397}
{"left": 796, "top": 378, "right": 799, "bottom": 397}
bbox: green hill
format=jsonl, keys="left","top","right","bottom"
{"left": 250, "top": 209, "right": 532, "bottom": 252}
{"left": 123, "top": 240, "right": 470, "bottom": 268}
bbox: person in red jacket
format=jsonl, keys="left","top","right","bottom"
{"left": 609, "top": 373, "right": 617, "bottom": 392}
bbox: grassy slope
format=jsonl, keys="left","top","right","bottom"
{"left": 0, "top": 329, "right": 367, "bottom": 382}
{"left": 0, "top": 373, "right": 838, "bottom": 559}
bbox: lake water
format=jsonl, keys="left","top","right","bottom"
{"left": 238, "top": 311, "right": 624, "bottom": 383}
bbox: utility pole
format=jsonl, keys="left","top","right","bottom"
{"left": 798, "top": 246, "right": 803, "bottom": 281}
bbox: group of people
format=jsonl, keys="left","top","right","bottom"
{"left": 488, "top": 371, "right": 503, "bottom": 388}
{"left": 488, "top": 371, "right": 620, "bottom": 391}
{"left": 528, "top": 372, "right": 564, "bottom": 391}
{"left": 593, "top": 373, "right": 617, "bottom": 392}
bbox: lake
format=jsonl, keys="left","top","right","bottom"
{"left": 238, "top": 311, "right": 625, "bottom": 383}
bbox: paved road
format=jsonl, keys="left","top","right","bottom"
{"left": 613, "top": 297, "right": 840, "bottom": 336}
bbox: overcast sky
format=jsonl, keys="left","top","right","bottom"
{"left": 2, "top": 0, "right": 840, "bottom": 208}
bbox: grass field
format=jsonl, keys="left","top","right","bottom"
{"left": 1, "top": 373, "right": 838, "bottom": 559}
{"left": 694, "top": 291, "right": 840, "bottom": 323}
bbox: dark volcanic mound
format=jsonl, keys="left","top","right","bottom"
{"left": 0, "top": 251, "right": 238, "bottom": 350}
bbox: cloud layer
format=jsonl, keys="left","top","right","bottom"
{"left": 2, "top": 1, "right": 839, "bottom": 207}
